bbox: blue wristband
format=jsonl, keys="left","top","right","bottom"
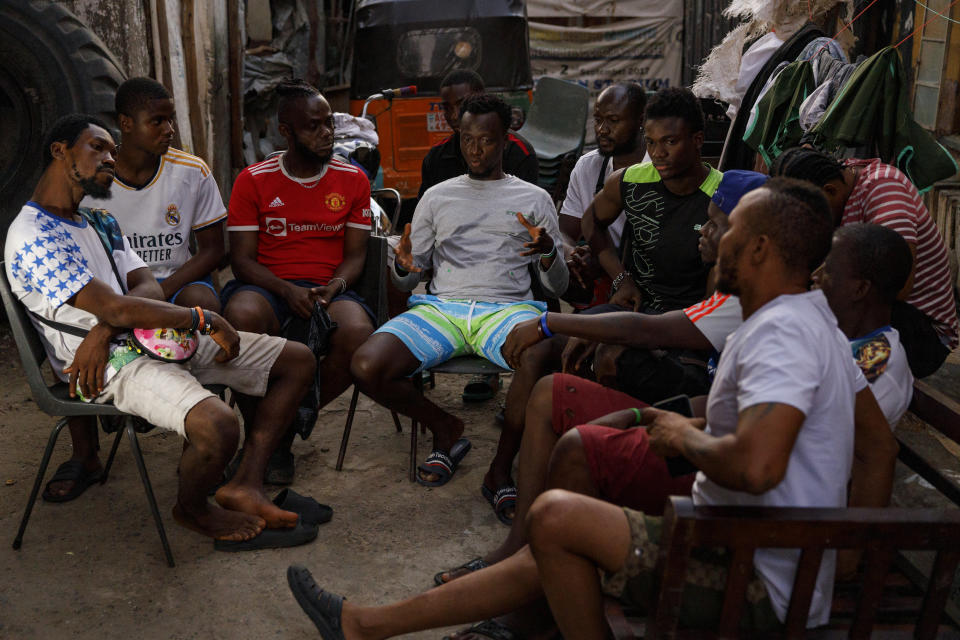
{"left": 539, "top": 312, "right": 553, "bottom": 338}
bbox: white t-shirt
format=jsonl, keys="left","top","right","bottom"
{"left": 4, "top": 203, "right": 146, "bottom": 382}
{"left": 559, "top": 149, "right": 651, "bottom": 249}
{"left": 692, "top": 290, "right": 867, "bottom": 627}
{"left": 726, "top": 31, "right": 786, "bottom": 120}
{"left": 684, "top": 292, "right": 743, "bottom": 351}
{"left": 82, "top": 148, "right": 226, "bottom": 279}
{"left": 850, "top": 326, "right": 914, "bottom": 426}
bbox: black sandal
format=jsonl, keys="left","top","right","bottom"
{"left": 287, "top": 565, "right": 347, "bottom": 640}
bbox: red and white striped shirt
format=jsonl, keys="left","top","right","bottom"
{"left": 842, "top": 158, "right": 958, "bottom": 348}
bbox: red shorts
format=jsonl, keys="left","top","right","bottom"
{"left": 550, "top": 374, "right": 695, "bottom": 515}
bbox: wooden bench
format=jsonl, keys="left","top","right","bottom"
{"left": 606, "top": 496, "right": 960, "bottom": 639}
{"left": 605, "top": 379, "right": 960, "bottom": 638}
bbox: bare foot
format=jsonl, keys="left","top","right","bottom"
{"left": 172, "top": 501, "right": 265, "bottom": 541}
{"left": 214, "top": 483, "right": 299, "bottom": 528}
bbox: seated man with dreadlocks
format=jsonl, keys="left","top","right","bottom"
{"left": 221, "top": 80, "right": 376, "bottom": 483}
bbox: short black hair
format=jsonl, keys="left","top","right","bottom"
{"left": 749, "top": 177, "right": 834, "bottom": 274}
{"left": 115, "top": 77, "right": 171, "bottom": 117}
{"left": 621, "top": 82, "right": 647, "bottom": 120}
{"left": 276, "top": 79, "right": 323, "bottom": 125}
{"left": 440, "top": 69, "right": 484, "bottom": 92}
{"left": 460, "top": 93, "right": 511, "bottom": 133}
{"left": 644, "top": 86, "right": 704, "bottom": 133}
{"left": 43, "top": 113, "right": 110, "bottom": 167}
{"left": 835, "top": 224, "right": 913, "bottom": 303}
{"left": 769, "top": 147, "right": 844, "bottom": 187}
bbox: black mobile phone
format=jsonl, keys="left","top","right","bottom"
{"left": 651, "top": 395, "right": 699, "bottom": 477}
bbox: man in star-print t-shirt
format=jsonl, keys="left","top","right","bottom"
{"left": 221, "top": 82, "right": 374, "bottom": 480}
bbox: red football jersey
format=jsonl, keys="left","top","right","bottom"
{"left": 227, "top": 155, "right": 372, "bottom": 282}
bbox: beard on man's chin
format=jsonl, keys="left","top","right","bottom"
{"left": 715, "top": 267, "right": 739, "bottom": 296}
{"left": 293, "top": 138, "right": 332, "bottom": 164}
{"left": 598, "top": 139, "right": 638, "bottom": 158}
{"left": 80, "top": 177, "right": 112, "bottom": 199}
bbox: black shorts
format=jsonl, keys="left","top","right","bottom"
{"left": 220, "top": 278, "right": 375, "bottom": 328}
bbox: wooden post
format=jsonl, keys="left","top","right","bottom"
{"left": 227, "top": 0, "right": 245, "bottom": 171}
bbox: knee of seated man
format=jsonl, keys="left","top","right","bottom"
{"left": 550, "top": 429, "right": 586, "bottom": 473}
{"left": 277, "top": 340, "right": 316, "bottom": 382}
{"left": 329, "top": 314, "right": 374, "bottom": 353}
{"left": 593, "top": 343, "right": 624, "bottom": 386}
{"left": 184, "top": 399, "right": 239, "bottom": 460}
{"left": 224, "top": 292, "right": 277, "bottom": 334}
{"left": 518, "top": 336, "right": 554, "bottom": 373}
{"left": 526, "top": 489, "right": 580, "bottom": 549}
{"left": 349, "top": 342, "right": 383, "bottom": 387}
{"left": 175, "top": 283, "right": 221, "bottom": 313}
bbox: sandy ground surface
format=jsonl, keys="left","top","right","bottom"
{"left": 1, "top": 331, "right": 959, "bottom": 639}
{"left": 0, "top": 331, "right": 511, "bottom": 639}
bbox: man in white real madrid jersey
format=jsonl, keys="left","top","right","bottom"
{"left": 43, "top": 78, "right": 228, "bottom": 503}
{"left": 83, "top": 77, "right": 226, "bottom": 312}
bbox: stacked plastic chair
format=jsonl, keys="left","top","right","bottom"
{"left": 516, "top": 77, "right": 590, "bottom": 192}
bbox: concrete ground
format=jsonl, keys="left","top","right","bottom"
{"left": 2, "top": 335, "right": 959, "bottom": 638}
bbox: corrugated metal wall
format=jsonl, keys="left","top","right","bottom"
{"left": 682, "top": 0, "right": 739, "bottom": 87}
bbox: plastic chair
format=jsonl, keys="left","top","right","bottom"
{"left": 0, "top": 263, "right": 176, "bottom": 567}
{"left": 516, "top": 77, "right": 589, "bottom": 181}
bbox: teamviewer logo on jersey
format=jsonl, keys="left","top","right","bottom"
{"left": 265, "top": 217, "right": 287, "bottom": 236}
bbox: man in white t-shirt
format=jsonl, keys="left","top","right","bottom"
{"left": 559, "top": 83, "right": 648, "bottom": 308}
{"left": 6, "top": 114, "right": 318, "bottom": 548}
{"left": 46, "top": 77, "right": 228, "bottom": 502}
{"left": 286, "top": 177, "right": 897, "bottom": 634}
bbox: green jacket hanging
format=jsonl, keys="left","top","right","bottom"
{"left": 743, "top": 60, "right": 816, "bottom": 168}
{"left": 810, "top": 46, "right": 957, "bottom": 192}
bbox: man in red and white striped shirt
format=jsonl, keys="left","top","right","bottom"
{"left": 772, "top": 148, "right": 958, "bottom": 377}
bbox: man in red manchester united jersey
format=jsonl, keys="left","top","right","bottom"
{"left": 222, "top": 81, "right": 374, "bottom": 481}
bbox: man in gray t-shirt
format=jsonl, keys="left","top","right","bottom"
{"left": 350, "top": 94, "right": 567, "bottom": 491}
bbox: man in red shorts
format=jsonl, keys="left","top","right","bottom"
{"left": 432, "top": 170, "right": 765, "bottom": 589}
{"left": 222, "top": 80, "right": 375, "bottom": 482}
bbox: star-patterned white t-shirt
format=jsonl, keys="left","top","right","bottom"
{"left": 4, "top": 202, "right": 146, "bottom": 381}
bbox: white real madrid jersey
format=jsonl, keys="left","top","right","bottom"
{"left": 82, "top": 148, "right": 227, "bottom": 279}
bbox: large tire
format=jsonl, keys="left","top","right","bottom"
{"left": 0, "top": 0, "right": 126, "bottom": 238}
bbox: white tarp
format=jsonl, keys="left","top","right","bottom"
{"left": 527, "top": 0, "right": 681, "bottom": 18}
{"left": 528, "top": 2, "right": 683, "bottom": 144}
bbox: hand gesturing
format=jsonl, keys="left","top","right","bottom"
{"left": 516, "top": 212, "right": 554, "bottom": 257}
{"left": 394, "top": 223, "right": 422, "bottom": 272}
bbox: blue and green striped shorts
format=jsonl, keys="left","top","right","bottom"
{"left": 374, "top": 294, "right": 547, "bottom": 374}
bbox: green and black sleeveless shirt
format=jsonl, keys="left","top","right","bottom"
{"left": 619, "top": 162, "right": 722, "bottom": 312}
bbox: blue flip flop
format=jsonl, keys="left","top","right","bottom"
{"left": 416, "top": 438, "right": 471, "bottom": 487}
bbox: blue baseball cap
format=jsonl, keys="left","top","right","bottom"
{"left": 710, "top": 170, "right": 769, "bottom": 215}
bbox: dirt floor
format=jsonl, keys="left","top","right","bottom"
{"left": 1, "top": 332, "right": 959, "bottom": 639}
{"left": 0, "top": 331, "right": 510, "bottom": 639}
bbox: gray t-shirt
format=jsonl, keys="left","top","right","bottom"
{"left": 394, "top": 175, "right": 568, "bottom": 302}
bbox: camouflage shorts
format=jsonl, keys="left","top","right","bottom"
{"left": 600, "top": 507, "right": 781, "bottom": 631}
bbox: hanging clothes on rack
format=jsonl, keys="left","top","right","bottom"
{"left": 742, "top": 59, "right": 816, "bottom": 167}
{"left": 810, "top": 46, "right": 958, "bottom": 192}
